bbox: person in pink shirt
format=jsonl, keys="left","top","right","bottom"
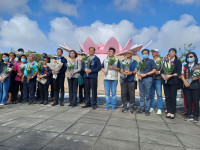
{"left": 12, "top": 55, "right": 27, "bottom": 103}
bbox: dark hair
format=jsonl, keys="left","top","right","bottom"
{"left": 2, "top": 53, "right": 9, "bottom": 62}
{"left": 9, "top": 52, "right": 16, "bottom": 58}
{"left": 89, "top": 47, "right": 95, "bottom": 51}
{"left": 168, "top": 48, "right": 177, "bottom": 54}
{"left": 109, "top": 47, "right": 116, "bottom": 53}
{"left": 185, "top": 52, "right": 198, "bottom": 64}
{"left": 142, "top": 49, "right": 150, "bottom": 54}
{"left": 19, "top": 55, "right": 27, "bottom": 62}
{"left": 69, "top": 50, "right": 78, "bottom": 58}
{"left": 43, "top": 56, "right": 50, "bottom": 63}
{"left": 57, "top": 48, "right": 63, "bottom": 53}
{"left": 42, "top": 53, "right": 47, "bottom": 57}
{"left": 18, "top": 48, "right": 24, "bottom": 52}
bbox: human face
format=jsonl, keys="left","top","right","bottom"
{"left": 29, "top": 54, "right": 34, "bottom": 62}
{"left": 187, "top": 54, "right": 195, "bottom": 63}
{"left": 2, "top": 55, "right": 9, "bottom": 62}
{"left": 57, "top": 50, "right": 62, "bottom": 57}
{"left": 43, "top": 58, "right": 48, "bottom": 65}
{"left": 70, "top": 51, "right": 76, "bottom": 59}
{"left": 89, "top": 47, "right": 95, "bottom": 56}
{"left": 108, "top": 50, "right": 115, "bottom": 57}
{"left": 151, "top": 51, "right": 159, "bottom": 57}
{"left": 169, "top": 50, "right": 176, "bottom": 58}
{"left": 9, "top": 53, "right": 15, "bottom": 60}
{"left": 126, "top": 50, "right": 132, "bottom": 59}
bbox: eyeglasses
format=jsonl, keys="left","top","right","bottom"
{"left": 187, "top": 56, "right": 194, "bottom": 58}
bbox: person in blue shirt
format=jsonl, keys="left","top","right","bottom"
{"left": 22, "top": 54, "right": 38, "bottom": 105}
{"left": 137, "top": 49, "right": 157, "bottom": 116}
{"left": 120, "top": 50, "right": 138, "bottom": 113}
{"left": 52, "top": 48, "right": 67, "bottom": 106}
{"left": 82, "top": 47, "right": 101, "bottom": 110}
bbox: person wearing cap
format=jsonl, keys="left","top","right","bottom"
{"left": 161, "top": 48, "right": 182, "bottom": 119}
{"left": 120, "top": 49, "right": 138, "bottom": 113}
{"left": 150, "top": 49, "right": 163, "bottom": 115}
{"left": 137, "top": 49, "right": 157, "bottom": 116}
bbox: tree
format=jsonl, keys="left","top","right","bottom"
{"left": 178, "top": 43, "right": 195, "bottom": 63}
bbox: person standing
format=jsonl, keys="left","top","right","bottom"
{"left": 22, "top": 54, "right": 38, "bottom": 105}
{"left": 137, "top": 49, "right": 156, "bottom": 116}
{"left": 120, "top": 50, "right": 138, "bottom": 113}
{"left": 82, "top": 47, "right": 101, "bottom": 110}
{"left": 66, "top": 50, "right": 81, "bottom": 107}
{"left": 150, "top": 49, "right": 163, "bottom": 115}
{"left": 0, "top": 53, "right": 13, "bottom": 105}
{"left": 52, "top": 48, "right": 67, "bottom": 106}
{"left": 181, "top": 52, "right": 200, "bottom": 123}
{"left": 102, "top": 48, "right": 120, "bottom": 110}
{"left": 161, "top": 48, "right": 182, "bottom": 119}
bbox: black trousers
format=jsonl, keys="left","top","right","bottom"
{"left": 53, "top": 76, "right": 65, "bottom": 102}
{"left": 84, "top": 78, "right": 97, "bottom": 106}
{"left": 183, "top": 88, "right": 200, "bottom": 118}
{"left": 163, "top": 84, "right": 178, "bottom": 114}
{"left": 38, "top": 82, "right": 50, "bottom": 102}
{"left": 8, "top": 75, "right": 15, "bottom": 93}
{"left": 68, "top": 78, "right": 78, "bottom": 105}
{"left": 23, "top": 77, "right": 36, "bottom": 102}
{"left": 12, "top": 81, "right": 23, "bottom": 102}
{"left": 50, "top": 79, "right": 54, "bottom": 98}
{"left": 79, "top": 82, "right": 85, "bottom": 103}
{"left": 121, "top": 82, "right": 135, "bottom": 108}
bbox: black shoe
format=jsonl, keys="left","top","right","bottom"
{"left": 170, "top": 114, "right": 175, "bottom": 119}
{"left": 166, "top": 116, "right": 170, "bottom": 118}
{"left": 12, "top": 101, "right": 17, "bottom": 104}
{"left": 194, "top": 117, "right": 199, "bottom": 123}
{"left": 184, "top": 115, "right": 193, "bottom": 121}
{"left": 129, "top": 108, "right": 134, "bottom": 113}
{"left": 39, "top": 101, "right": 44, "bottom": 104}
{"left": 68, "top": 104, "right": 72, "bottom": 106}
{"left": 28, "top": 101, "right": 34, "bottom": 105}
{"left": 60, "top": 101, "right": 64, "bottom": 106}
{"left": 51, "top": 101, "right": 58, "bottom": 106}
{"left": 145, "top": 111, "right": 150, "bottom": 116}
{"left": 92, "top": 105, "right": 97, "bottom": 110}
{"left": 43, "top": 101, "right": 48, "bottom": 105}
{"left": 71, "top": 104, "right": 77, "bottom": 108}
{"left": 137, "top": 109, "right": 143, "bottom": 114}
{"left": 82, "top": 105, "right": 91, "bottom": 108}
{"left": 122, "top": 107, "right": 127, "bottom": 113}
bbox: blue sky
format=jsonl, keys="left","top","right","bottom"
{"left": 0, "top": 0, "right": 200, "bottom": 58}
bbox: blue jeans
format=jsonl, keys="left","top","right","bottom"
{"left": 139, "top": 77, "right": 153, "bottom": 111}
{"left": 104, "top": 80, "right": 118, "bottom": 109}
{"left": 0, "top": 76, "right": 10, "bottom": 104}
{"left": 150, "top": 79, "right": 163, "bottom": 109}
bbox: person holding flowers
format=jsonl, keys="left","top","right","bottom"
{"left": 0, "top": 53, "right": 13, "bottom": 105}
{"left": 102, "top": 48, "right": 120, "bottom": 110}
{"left": 181, "top": 52, "right": 200, "bottom": 123}
{"left": 161, "top": 48, "right": 182, "bottom": 119}
{"left": 150, "top": 49, "right": 163, "bottom": 115}
{"left": 37, "top": 57, "right": 52, "bottom": 105}
{"left": 22, "top": 54, "right": 38, "bottom": 105}
{"left": 12, "top": 55, "right": 27, "bottom": 103}
{"left": 120, "top": 50, "right": 138, "bottom": 113}
{"left": 66, "top": 50, "right": 81, "bottom": 107}
{"left": 82, "top": 47, "right": 101, "bottom": 110}
{"left": 137, "top": 49, "right": 156, "bottom": 116}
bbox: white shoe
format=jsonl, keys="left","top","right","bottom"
{"left": 157, "top": 109, "right": 162, "bottom": 115}
{"left": 165, "top": 110, "right": 167, "bottom": 113}
{"left": 149, "top": 108, "right": 154, "bottom": 112}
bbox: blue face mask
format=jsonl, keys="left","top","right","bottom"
{"left": 142, "top": 54, "right": 148, "bottom": 59}
{"left": 2, "top": 57, "right": 9, "bottom": 61}
{"left": 187, "top": 57, "right": 195, "bottom": 63}
{"left": 21, "top": 59, "right": 26, "bottom": 63}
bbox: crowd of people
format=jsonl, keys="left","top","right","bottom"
{"left": 0, "top": 47, "right": 199, "bottom": 123}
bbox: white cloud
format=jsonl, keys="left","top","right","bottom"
{"left": 0, "top": 0, "right": 30, "bottom": 15}
{"left": 172, "top": 0, "right": 200, "bottom": 4}
{"left": 43, "top": 0, "right": 78, "bottom": 17}
{"left": 0, "top": 15, "right": 47, "bottom": 51}
{"left": 113, "top": 0, "right": 141, "bottom": 11}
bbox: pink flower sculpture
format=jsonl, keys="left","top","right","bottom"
{"left": 59, "top": 37, "right": 152, "bottom": 63}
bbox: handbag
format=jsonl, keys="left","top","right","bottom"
{"left": 37, "top": 78, "right": 47, "bottom": 85}
{"left": 78, "top": 75, "right": 84, "bottom": 86}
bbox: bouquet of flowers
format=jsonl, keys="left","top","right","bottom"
{"left": 4, "top": 67, "right": 12, "bottom": 76}
{"left": 67, "top": 61, "right": 75, "bottom": 79}
{"left": 155, "top": 57, "right": 162, "bottom": 70}
{"left": 121, "top": 59, "right": 131, "bottom": 74}
{"left": 137, "top": 61, "right": 146, "bottom": 74}
{"left": 36, "top": 61, "right": 43, "bottom": 75}
{"left": 163, "top": 61, "right": 174, "bottom": 84}
{"left": 83, "top": 56, "right": 90, "bottom": 76}
{"left": 185, "top": 65, "right": 200, "bottom": 84}
{"left": 26, "top": 64, "right": 33, "bottom": 83}
{"left": 47, "top": 59, "right": 63, "bottom": 79}
{"left": 108, "top": 57, "right": 117, "bottom": 66}
{"left": 20, "top": 64, "right": 26, "bottom": 74}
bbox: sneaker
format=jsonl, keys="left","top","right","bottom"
{"left": 129, "top": 108, "right": 134, "bottom": 113}
{"left": 137, "top": 109, "right": 143, "bottom": 114}
{"left": 157, "top": 109, "right": 162, "bottom": 115}
{"left": 105, "top": 106, "right": 110, "bottom": 110}
{"left": 43, "top": 101, "right": 48, "bottom": 105}
{"left": 149, "top": 108, "right": 154, "bottom": 113}
{"left": 122, "top": 107, "right": 127, "bottom": 113}
{"left": 145, "top": 110, "right": 150, "bottom": 116}
{"left": 51, "top": 101, "right": 58, "bottom": 106}
{"left": 60, "top": 101, "right": 64, "bottom": 106}
{"left": 165, "top": 110, "right": 167, "bottom": 113}
{"left": 92, "top": 105, "right": 97, "bottom": 110}
{"left": 184, "top": 115, "right": 193, "bottom": 121}
{"left": 194, "top": 118, "right": 199, "bottom": 123}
